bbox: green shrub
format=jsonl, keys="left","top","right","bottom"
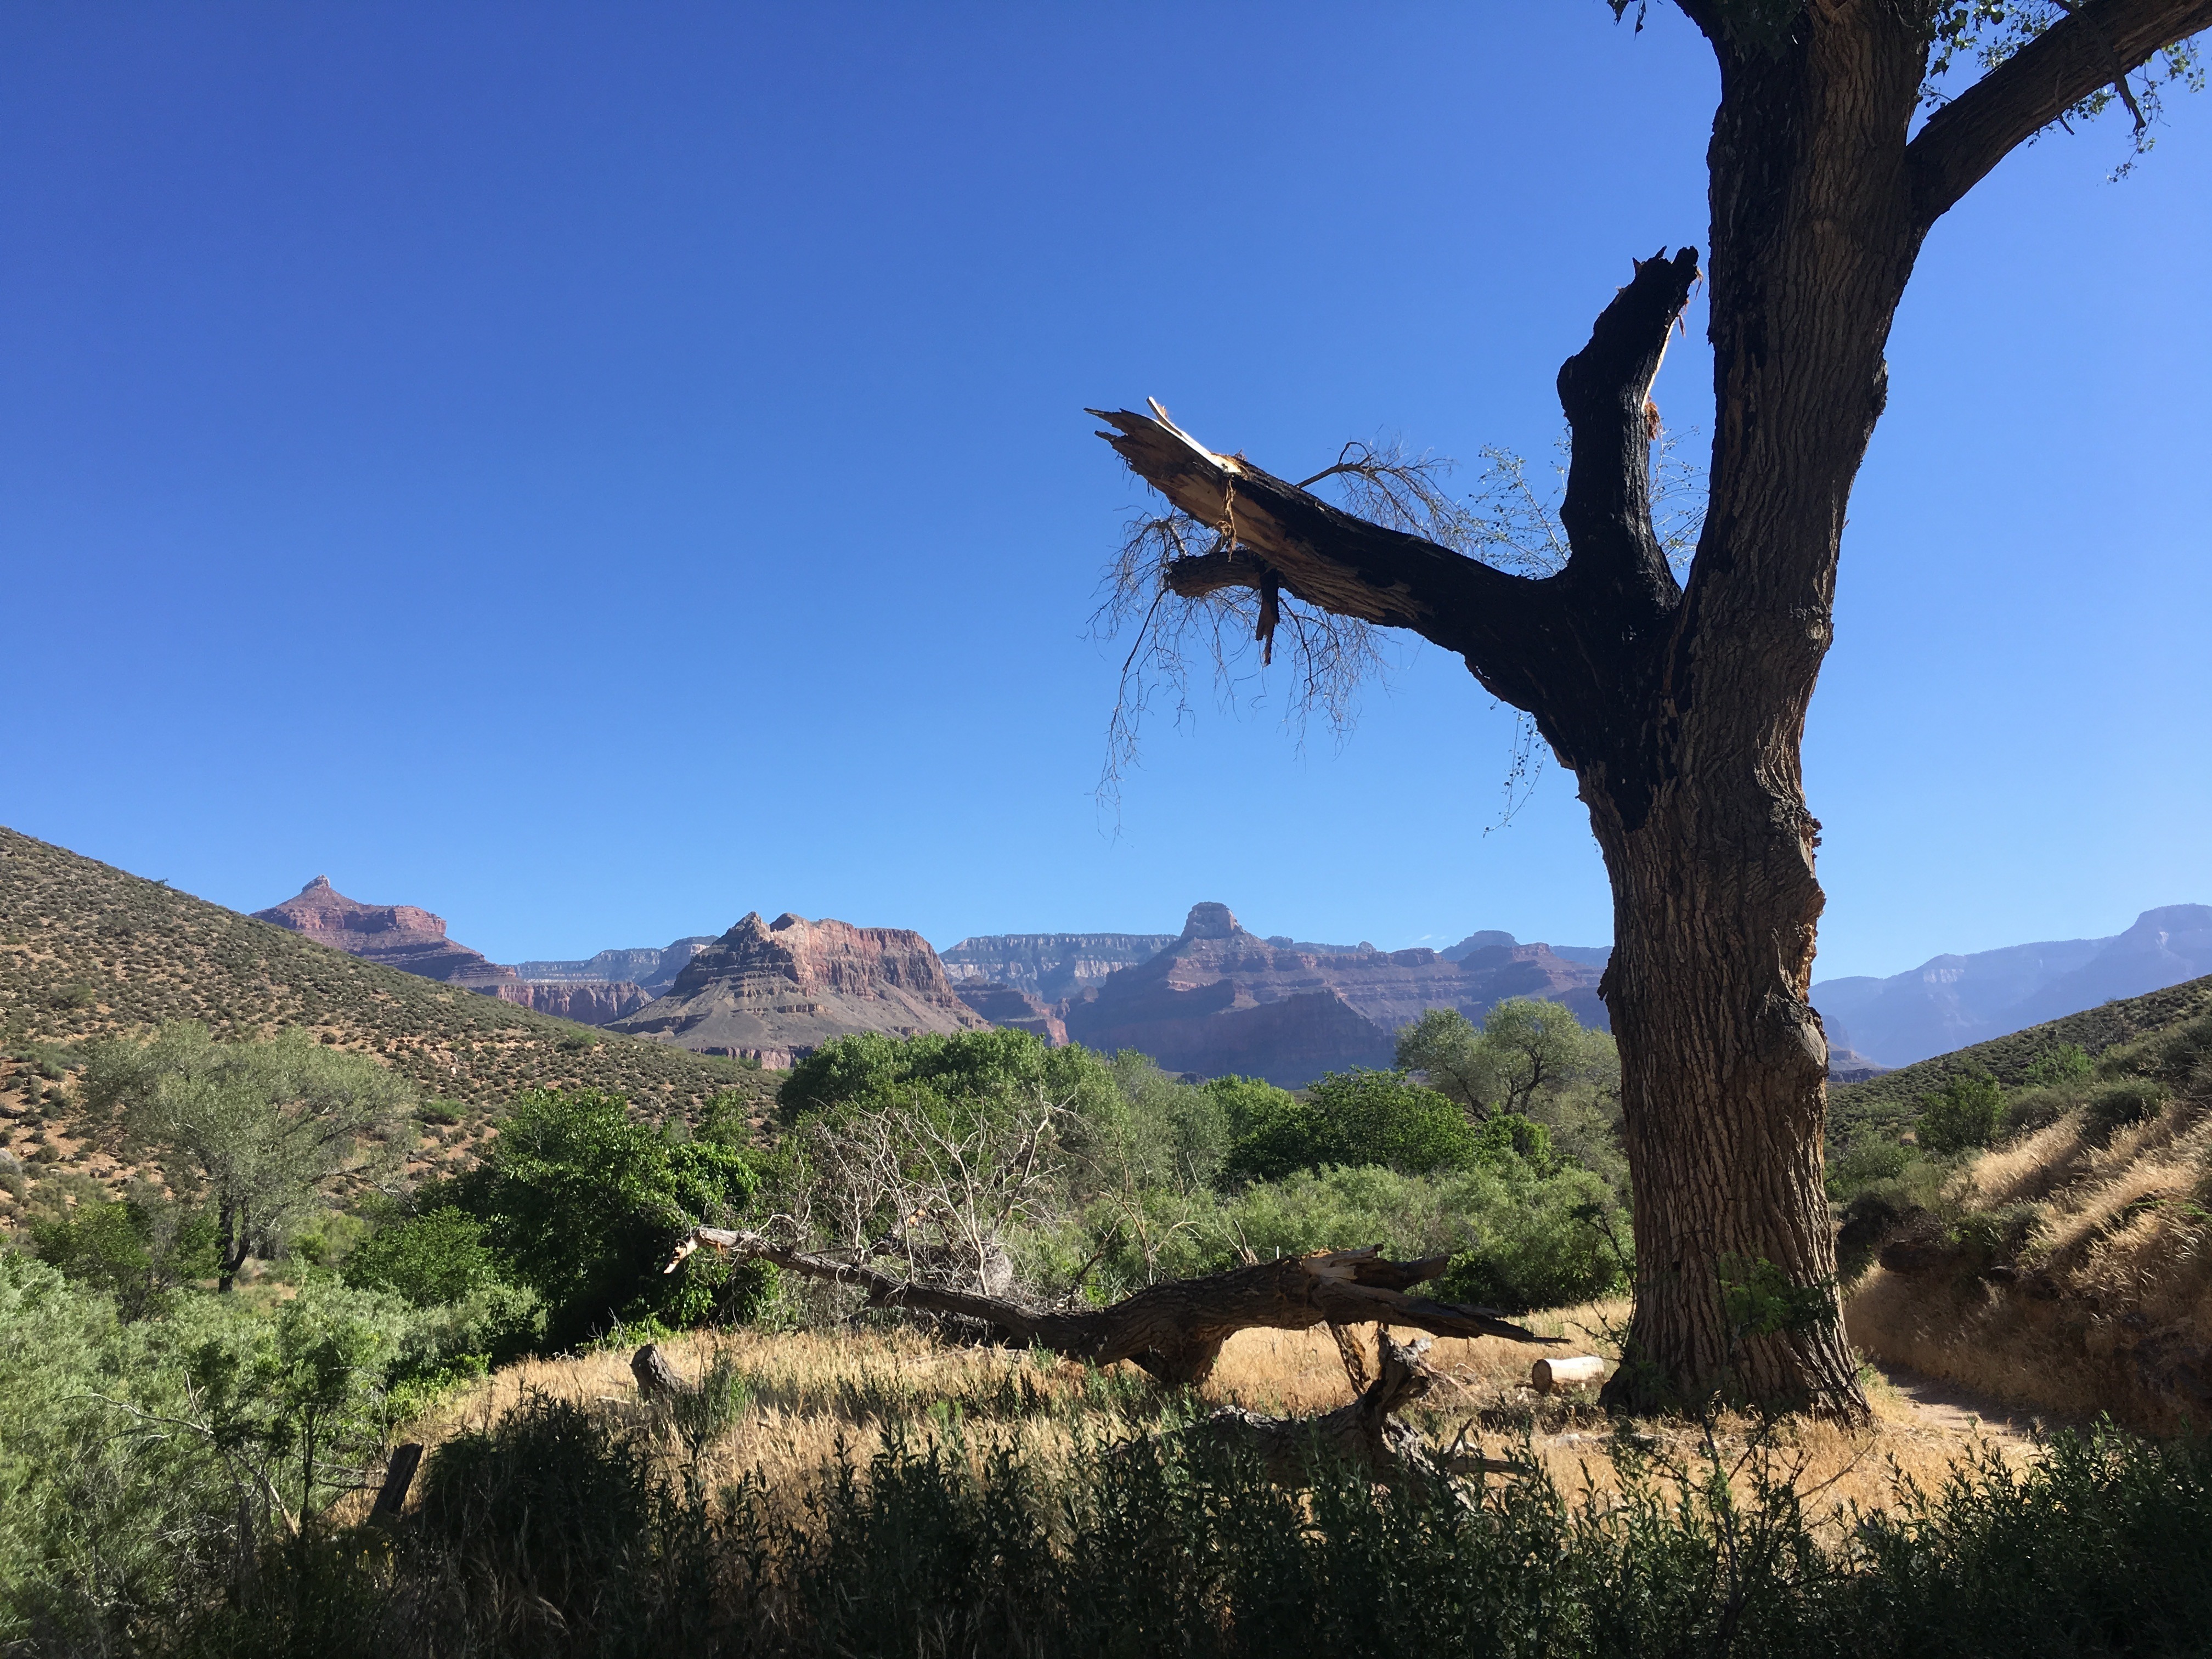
{"left": 437, "top": 1088, "right": 761, "bottom": 1350}
{"left": 1827, "top": 1137, "right": 1911, "bottom": 1199}
{"left": 1916, "top": 1073, "right": 2005, "bottom": 1155}
{"left": 2086, "top": 1078, "right": 2167, "bottom": 1134}
{"left": 173, "top": 1405, "right": 2212, "bottom": 1659}
{"left": 2023, "top": 1042, "right": 2092, "bottom": 1087}
{"left": 1221, "top": 1069, "right": 1477, "bottom": 1183}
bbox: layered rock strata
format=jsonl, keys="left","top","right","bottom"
{"left": 512, "top": 938, "right": 716, "bottom": 996}
{"left": 481, "top": 980, "right": 653, "bottom": 1025}
{"left": 1062, "top": 902, "right": 1611, "bottom": 1087}
{"left": 253, "top": 877, "right": 515, "bottom": 984}
{"left": 953, "top": 982, "right": 1069, "bottom": 1046}
{"left": 939, "top": 933, "right": 1177, "bottom": 1003}
{"left": 611, "top": 912, "right": 989, "bottom": 1056}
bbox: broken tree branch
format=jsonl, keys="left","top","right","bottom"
{"left": 669, "top": 1231, "right": 1560, "bottom": 1386}
{"left": 1090, "top": 401, "right": 1547, "bottom": 670}
{"left": 1189, "top": 1328, "right": 1446, "bottom": 1483}
{"left": 1908, "top": 0, "right": 2212, "bottom": 222}
{"left": 1555, "top": 245, "right": 1701, "bottom": 603}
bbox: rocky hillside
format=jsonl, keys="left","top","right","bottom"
{"left": 1827, "top": 971, "right": 2212, "bottom": 1144}
{"left": 1813, "top": 904, "right": 2212, "bottom": 1069}
{"left": 612, "top": 912, "right": 988, "bottom": 1063}
{"left": 0, "top": 827, "right": 772, "bottom": 1218}
{"left": 1838, "top": 972, "right": 2212, "bottom": 1432}
{"left": 254, "top": 876, "right": 516, "bottom": 983}
{"left": 1060, "top": 902, "right": 1610, "bottom": 1086}
{"left": 952, "top": 982, "right": 1067, "bottom": 1046}
{"left": 939, "top": 933, "right": 1176, "bottom": 1003}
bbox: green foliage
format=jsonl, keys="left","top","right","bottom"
{"left": 1916, "top": 1073, "right": 2005, "bottom": 1156}
{"left": 81, "top": 1024, "right": 411, "bottom": 1287}
{"left": 780, "top": 1028, "right": 1118, "bottom": 1129}
{"left": 29, "top": 1191, "right": 218, "bottom": 1316}
{"left": 1393, "top": 997, "right": 1617, "bottom": 1120}
{"left": 1825, "top": 1137, "right": 1911, "bottom": 1199}
{"left": 2085, "top": 1078, "right": 2167, "bottom": 1135}
{"left": 2023, "top": 1042, "right": 2092, "bottom": 1088}
{"left": 343, "top": 1207, "right": 502, "bottom": 1306}
{"left": 161, "top": 1398, "right": 2212, "bottom": 1659}
{"left": 1718, "top": 1255, "right": 1836, "bottom": 1341}
{"left": 1222, "top": 1068, "right": 1477, "bottom": 1183}
{"left": 439, "top": 1088, "right": 761, "bottom": 1350}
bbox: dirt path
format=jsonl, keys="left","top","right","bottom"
{"left": 1872, "top": 1363, "right": 2062, "bottom": 1447}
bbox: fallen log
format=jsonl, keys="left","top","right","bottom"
{"left": 668, "top": 1228, "right": 1561, "bottom": 1386}
{"left": 1531, "top": 1355, "right": 1607, "bottom": 1393}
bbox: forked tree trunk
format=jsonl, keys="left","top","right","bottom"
{"left": 1093, "top": 0, "right": 2210, "bottom": 1415}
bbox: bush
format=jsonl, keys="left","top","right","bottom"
{"left": 437, "top": 1088, "right": 763, "bottom": 1350}
{"left": 1916, "top": 1073, "right": 2005, "bottom": 1155}
{"left": 174, "top": 1407, "right": 2212, "bottom": 1659}
{"left": 2086, "top": 1078, "right": 2167, "bottom": 1134}
{"left": 1221, "top": 1069, "right": 1477, "bottom": 1183}
{"left": 2023, "top": 1042, "right": 2092, "bottom": 1087}
{"left": 1827, "top": 1137, "right": 1911, "bottom": 1200}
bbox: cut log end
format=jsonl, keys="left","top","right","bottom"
{"left": 1531, "top": 1354, "right": 1608, "bottom": 1393}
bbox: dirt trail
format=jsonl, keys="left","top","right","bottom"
{"left": 1873, "top": 1363, "right": 2062, "bottom": 1447}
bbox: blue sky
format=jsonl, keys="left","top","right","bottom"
{"left": 3, "top": 4, "right": 2205, "bottom": 980}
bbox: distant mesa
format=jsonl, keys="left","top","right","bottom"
{"left": 483, "top": 980, "right": 653, "bottom": 1025}
{"left": 610, "top": 911, "right": 988, "bottom": 1062}
{"left": 1812, "top": 904, "right": 2212, "bottom": 1069}
{"left": 1059, "top": 901, "right": 1612, "bottom": 1088}
{"left": 253, "top": 877, "right": 517, "bottom": 985}
{"left": 939, "top": 931, "right": 1177, "bottom": 1005}
{"left": 255, "top": 877, "right": 695, "bottom": 1027}
{"left": 512, "top": 939, "right": 716, "bottom": 998}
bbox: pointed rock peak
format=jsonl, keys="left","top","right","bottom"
{"left": 1182, "top": 902, "right": 1241, "bottom": 940}
{"left": 304, "top": 875, "right": 334, "bottom": 892}
{"left": 771, "top": 912, "right": 809, "bottom": 932}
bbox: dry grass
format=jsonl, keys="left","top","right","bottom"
{"left": 1847, "top": 1077, "right": 2212, "bottom": 1432}
{"left": 377, "top": 1306, "right": 2028, "bottom": 1541}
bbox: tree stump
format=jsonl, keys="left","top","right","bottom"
{"left": 632, "top": 1342, "right": 691, "bottom": 1401}
{"left": 371, "top": 1442, "right": 424, "bottom": 1522}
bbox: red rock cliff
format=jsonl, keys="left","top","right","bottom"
{"left": 253, "top": 876, "right": 516, "bottom": 984}
{"left": 611, "top": 911, "right": 988, "bottom": 1056}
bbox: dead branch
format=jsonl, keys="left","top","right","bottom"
{"left": 668, "top": 1232, "right": 1560, "bottom": 1386}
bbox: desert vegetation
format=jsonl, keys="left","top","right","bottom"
{"left": 0, "top": 827, "right": 773, "bottom": 1205}
{"left": 1830, "top": 981, "right": 2212, "bottom": 1431}
{"left": 10, "top": 981, "right": 2212, "bottom": 1655}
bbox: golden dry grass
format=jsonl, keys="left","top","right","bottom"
{"left": 1847, "top": 1085, "right": 2212, "bottom": 1432}
{"left": 378, "top": 1305, "right": 2028, "bottom": 1539}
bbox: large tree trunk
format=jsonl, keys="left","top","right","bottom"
{"left": 1094, "top": 0, "right": 2212, "bottom": 1417}
{"left": 1589, "top": 3, "right": 1930, "bottom": 1415}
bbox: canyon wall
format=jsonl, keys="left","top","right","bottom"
{"left": 611, "top": 911, "right": 989, "bottom": 1057}
{"left": 253, "top": 876, "right": 516, "bottom": 984}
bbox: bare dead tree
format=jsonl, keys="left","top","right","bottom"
{"left": 1088, "top": 0, "right": 2211, "bottom": 1417}
{"left": 773, "top": 1085, "right": 1076, "bottom": 1300}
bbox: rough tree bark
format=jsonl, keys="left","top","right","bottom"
{"left": 1093, "top": 0, "right": 2211, "bottom": 1415}
{"left": 669, "top": 1229, "right": 1558, "bottom": 1386}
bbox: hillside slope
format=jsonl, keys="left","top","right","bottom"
{"left": 1841, "top": 989, "right": 2212, "bottom": 1432}
{"left": 1828, "top": 973, "right": 2212, "bottom": 1143}
{"left": 0, "top": 827, "right": 772, "bottom": 1205}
